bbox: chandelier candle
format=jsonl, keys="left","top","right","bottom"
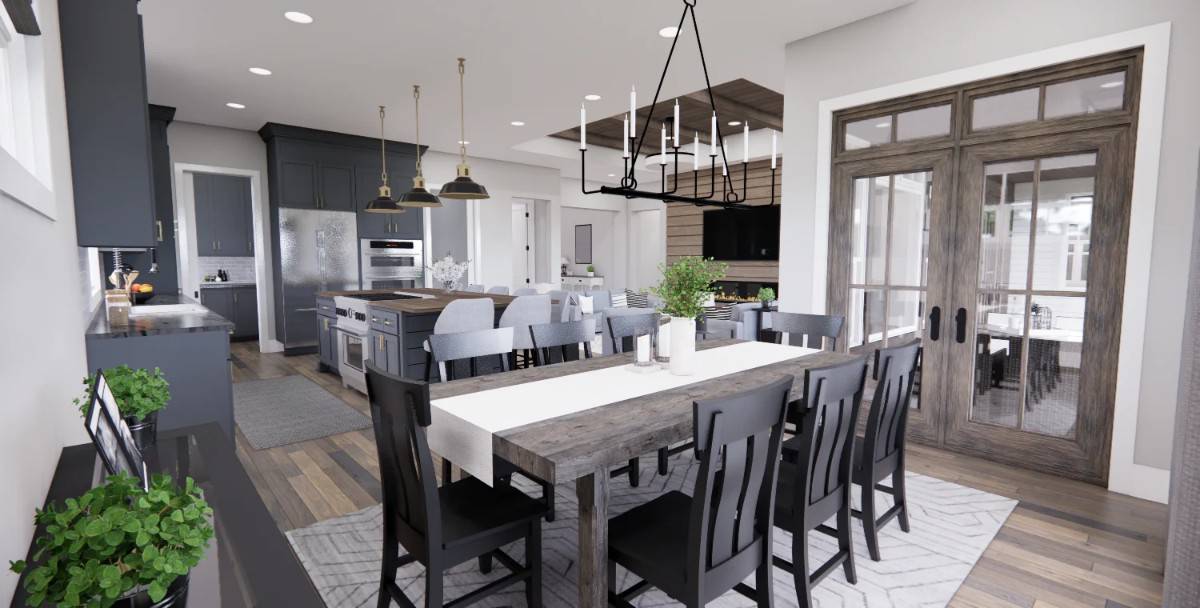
{"left": 771, "top": 130, "right": 777, "bottom": 169}
{"left": 660, "top": 124, "right": 667, "bottom": 164}
{"left": 622, "top": 115, "right": 630, "bottom": 158}
{"left": 580, "top": 104, "right": 586, "bottom": 150}
{"left": 629, "top": 87, "right": 636, "bottom": 136}
{"left": 710, "top": 112, "right": 718, "bottom": 157}
{"left": 673, "top": 100, "right": 680, "bottom": 142}
{"left": 693, "top": 132, "right": 700, "bottom": 171}
{"left": 743, "top": 122, "right": 750, "bottom": 163}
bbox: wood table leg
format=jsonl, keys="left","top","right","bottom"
{"left": 576, "top": 470, "right": 609, "bottom": 608}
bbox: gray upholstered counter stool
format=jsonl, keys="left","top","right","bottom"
{"left": 422, "top": 297, "right": 496, "bottom": 382}
{"left": 499, "top": 295, "right": 551, "bottom": 368}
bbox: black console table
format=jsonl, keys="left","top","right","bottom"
{"left": 11, "top": 424, "right": 323, "bottom": 608}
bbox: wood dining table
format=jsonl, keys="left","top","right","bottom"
{"left": 428, "top": 338, "right": 855, "bottom": 607}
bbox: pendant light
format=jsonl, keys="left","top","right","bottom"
{"left": 438, "top": 57, "right": 490, "bottom": 200}
{"left": 364, "top": 105, "right": 404, "bottom": 213}
{"left": 398, "top": 85, "right": 442, "bottom": 207}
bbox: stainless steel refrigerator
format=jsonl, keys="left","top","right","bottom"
{"left": 277, "top": 208, "right": 358, "bottom": 352}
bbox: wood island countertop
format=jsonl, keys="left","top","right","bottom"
{"left": 318, "top": 288, "right": 517, "bottom": 313}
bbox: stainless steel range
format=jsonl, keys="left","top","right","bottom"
{"left": 332, "top": 292, "right": 430, "bottom": 393}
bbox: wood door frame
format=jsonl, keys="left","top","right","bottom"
{"left": 943, "top": 127, "right": 1133, "bottom": 484}
{"left": 827, "top": 149, "right": 955, "bottom": 446}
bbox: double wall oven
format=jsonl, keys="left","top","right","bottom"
{"left": 361, "top": 239, "right": 423, "bottom": 290}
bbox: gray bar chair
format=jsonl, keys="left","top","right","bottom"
{"left": 465, "top": 283, "right": 485, "bottom": 293}
{"left": 486, "top": 286, "right": 510, "bottom": 295}
{"left": 606, "top": 376, "right": 794, "bottom": 608}
{"left": 766, "top": 312, "right": 846, "bottom": 350}
{"left": 513, "top": 287, "right": 538, "bottom": 296}
{"left": 606, "top": 311, "right": 670, "bottom": 487}
{"left": 529, "top": 319, "right": 595, "bottom": 365}
{"left": 498, "top": 295, "right": 551, "bottom": 368}
{"left": 422, "top": 297, "right": 496, "bottom": 382}
{"left": 773, "top": 356, "right": 868, "bottom": 606}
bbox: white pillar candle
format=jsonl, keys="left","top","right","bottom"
{"left": 743, "top": 122, "right": 749, "bottom": 164}
{"left": 673, "top": 99, "right": 680, "bottom": 144}
{"left": 722, "top": 141, "right": 728, "bottom": 176}
{"left": 709, "top": 112, "right": 717, "bottom": 157}
{"left": 657, "top": 321, "right": 671, "bottom": 357}
{"left": 693, "top": 131, "right": 700, "bottom": 171}
{"left": 636, "top": 333, "right": 651, "bottom": 363}
{"left": 660, "top": 124, "right": 667, "bottom": 164}
{"left": 629, "top": 87, "right": 637, "bottom": 137}
{"left": 771, "top": 130, "right": 777, "bottom": 169}
{"left": 622, "top": 115, "right": 629, "bottom": 158}
{"left": 580, "top": 104, "right": 587, "bottom": 150}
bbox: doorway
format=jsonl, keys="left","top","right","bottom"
{"left": 827, "top": 49, "right": 1141, "bottom": 484}
{"left": 511, "top": 198, "right": 549, "bottom": 287}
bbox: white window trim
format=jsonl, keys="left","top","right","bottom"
{"left": 0, "top": 5, "right": 56, "bottom": 220}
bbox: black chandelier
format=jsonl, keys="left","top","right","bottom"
{"left": 577, "top": 0, "right": 777, "bottom": 208}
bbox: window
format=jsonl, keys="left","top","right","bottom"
{"left": 0, "top": 3, "right": 56, "bottom": 218}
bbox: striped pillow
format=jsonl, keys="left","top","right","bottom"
{"left": 704, "top": 303, "right": 733, "bottom": 320}
{"left": 625, "top": 289, "right": 650, "bottom": 308}
{"left": 610, "top": 292, "right": 628, "bottom": 308}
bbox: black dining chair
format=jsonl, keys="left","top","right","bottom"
{"left": 365, "top": 362, "right": 547, "bottom": 608}
{"left": 607, "top": 375, "right": 794, "bottom": 608}
{"left": 854, "top": 339, "right": 921, "bottom": 561}
{"left": 773, "top": 356, "right": 868, "bottom": 606}
{"left": 528, "top": 318, "right": 595, "bottom": 366}
{"left": 429, "top": 327, "right": 555, "bottom": 523}
{"left": 766, "top": 312, "right": 845, "bottom": 351}
{"left": 606, "top": 312, "right": 672, "bottom": 487}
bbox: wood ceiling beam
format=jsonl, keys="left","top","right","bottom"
{"left": 684, "top": 91, "right": 782, "bottom": 132}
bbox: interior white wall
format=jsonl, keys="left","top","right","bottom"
{"left": 559, "top": 177, "right": 666, "bottom": 293}
{"left": 0, "top": 1, "right": 92, "bottom": 601}
{"left": 630, "top": 208, "right": 666, "bottom": 290}
{"left": 780, "top": 0, "right": 1199, "bottom": 501}
{"left": 422, "top": 151, "right": 560, "bottom": 289}
{"left": 165, "top": 123, "right": 278, "bottom": 351}
{"left": 562, "top": 206, "right": 619, "bottom": 281}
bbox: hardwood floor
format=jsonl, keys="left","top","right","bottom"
{"left": 228, "top": 342, "right": 1168, "bottom": 607}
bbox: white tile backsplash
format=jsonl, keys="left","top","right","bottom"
{"left": 197, "top": 256, "right": 256, "bottom": 283}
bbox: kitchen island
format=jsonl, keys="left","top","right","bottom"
{"left": 316, "top": 288, "right": 515, "bottom": 383}
{"left": 85, "top": 294, "right": 236, "bottom": 437}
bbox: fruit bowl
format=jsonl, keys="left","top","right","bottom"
{"left": 133, "top": 290, "right": 155, "bottom": 304}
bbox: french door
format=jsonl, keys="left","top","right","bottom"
{"left": 827, "top": 49, "right": 1140, "bottom": 484}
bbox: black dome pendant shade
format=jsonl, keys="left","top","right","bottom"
{"left": 399, "top": 85, "right": 442, "bottom": 208}
{"left": 365, "top": 105, "right": 405, "bottom": 213}
{"left": 440, "top": 58, "right": 489, "bottom": 200}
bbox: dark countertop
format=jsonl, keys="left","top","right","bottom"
{"left": 10, "top": 424, "right": 325, "bottom": 608}
{"left": 316, "top": 289, "right": 399, "bottom": 298}
{"left": 364, "top": 288, "right": 516, "bottom": 314}
{"left": 199, "top": 281, "right": 255, "bottom": 289}
{"left": 86, "top": 293, "right": 234, "bottom": 340}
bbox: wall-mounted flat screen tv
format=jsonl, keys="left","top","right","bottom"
{"left": 702, "top": 205, "right": 780, "bottom": 261}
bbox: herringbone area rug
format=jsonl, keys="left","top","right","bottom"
{"left": 287, "top": 451, "right": 1016, "bottom": 607}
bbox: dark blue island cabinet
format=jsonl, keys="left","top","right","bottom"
{"left": 84, "top": 297, "right": 236, "bottom": 439}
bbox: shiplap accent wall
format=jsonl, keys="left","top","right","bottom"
{"left": 665, "top": 158, "right": 782, "bottom": 283}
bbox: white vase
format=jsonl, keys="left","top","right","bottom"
{"left": 669, "top": 316, "right": 697, "bottom": 375}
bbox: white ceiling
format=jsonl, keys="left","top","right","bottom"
{"left": 140, "top": 0, "right": 909, "bottom": 175}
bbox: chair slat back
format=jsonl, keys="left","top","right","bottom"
{"left": 768, "top": 312, "right": 845, "bottom": 351}
{"left": 529, "top": 319, "right": 594, "bottom": 365}
{"left": 689, "top": 376, "right": 793, "bottom": 573}
{"left": 793, "top": 357, "right": 867, "bottom": 505}
{"left": 365, "top": 362, "right": 442, "bottom": 557}
{"left": 867, "top": 340, "right": 921, "bottom": 464}
{"left": 429, "top": 327, "right": 514, "bottom": 382}
{"left": 606, "top": 312, "right": 659, "bottom": 354}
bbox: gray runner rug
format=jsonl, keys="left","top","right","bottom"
{"left": 234, "top": 375, "right": 371, "bottom": 449}
{"left": 287, "top": 451, "right": 1016, "bottom": 607}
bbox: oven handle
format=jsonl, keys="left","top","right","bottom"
{"left": 332, "top": 326, "right": 369, "bottom": 337}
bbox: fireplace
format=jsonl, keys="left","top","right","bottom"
{"left": 713, "top": 280, "right": 778, "bottom": 301}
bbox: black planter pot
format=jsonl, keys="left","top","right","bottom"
{"left": 114, "top": 573, "right": 189, "bottom": 608}
{"left": 125, "top": 411, "right": 158, "bottom": 452}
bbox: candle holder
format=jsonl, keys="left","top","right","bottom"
{"left": 632, "top": 327, "right": 657, "bottom": 370}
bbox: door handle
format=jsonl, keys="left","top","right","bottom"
{"left": 929, "top": 306, "right": 941, "bottom": 341}
{"left": 156, "top": 220, "right": 164, "bottom": 242}
{"left": 955, "top": 307, "right": 967, "bottom": 344}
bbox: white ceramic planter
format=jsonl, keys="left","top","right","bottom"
{"left": 669, "top": 316, "right": 696, "bottom": 375}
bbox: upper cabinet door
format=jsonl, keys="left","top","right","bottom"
{"left": 318, "top": 163, "right": 356, "bottom": 212}
{"left": 60, "top": 0, "right": 157, "bottom": 247}
{"left": 193, "top": 174, "right": 222, "bottom": 257}
{"left": 279, "top": 160, "right": 319, "bottom": 209}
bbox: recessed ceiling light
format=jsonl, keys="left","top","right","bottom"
{"left": 248, "top": 67, "right": 272, "bottom": 76}
{"left": 728, "top": 121, "right": 741, "bottom": 127}
{"left": 225, "top": 102, "right": 246, "bottom": 109}
{"left": 584, "top": 94, "right": 602, "bottom": 102}
{"left": 607, "top": 173, "right": 616, "bottom": 177}
{"left": 658, "top": 26, "right": 679, "bottom": 38}
{"left": 875, "top": 120, "right": 891, "bottom": 128}
{"left": 1100, "top": 80, "right": 1123, "bottom": 89}
{"left": 510, "top": 121, "right": 525, "bottom": 127}
{"left": 284, "top": 11, "right": 313, "bottom": 24}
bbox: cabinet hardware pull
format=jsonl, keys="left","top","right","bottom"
{"left": 929, "top": 306, "right": 941, "bottom": 341}
{"left": 156, "top": 220, "right": 164, "bottom": 242}
{"left": 954, "top": 307, "right": 967, "bottom": 344}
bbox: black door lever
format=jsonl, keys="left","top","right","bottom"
{"left": 955, "top": 307, "right": 967, "bottom": 343}
{"left": 929, "top": 306, "right": 941, "bottom": 341}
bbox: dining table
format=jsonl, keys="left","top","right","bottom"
{"left": 426, "top": 338, "right": 855, "bottom": 607}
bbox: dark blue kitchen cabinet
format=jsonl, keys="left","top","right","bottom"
{"left": 200, "top": 286, "right": 258, "bottom": 340}
{"left": 60, "top": 0, "right": 157, "bottom": 247}
{"left": 194, "top": 173, "right": 254, "bottom": 257}
{"left": 273, "top": 139, "right": 356, "bottom": 211}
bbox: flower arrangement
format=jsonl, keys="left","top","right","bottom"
{"left": 9, "top": 473, "right": 213, "bottom": 607}
{"left": 426, "top": 254, "right": 471, "bottom": 292}
{"left": 74, "top": 366, "right": 170, "bottom": 422}
{"left": 651, "top": 257, "right": 728, "bottom": 319}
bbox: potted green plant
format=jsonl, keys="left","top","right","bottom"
{"left": 756, "top": 287, "right": 776, "bottom": 311}
{"left": 586, "top": 265, "right": 595, "bottom": 277}
{"left": 9, "top": 473, "right": 213, "bottom": 608}
{"left": 75, "top": 366, "right": 170, "bottom": 451}
{"left": 651, "top": 257, "right": 727, "bottom": 375}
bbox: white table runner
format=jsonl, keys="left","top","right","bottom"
{"left": 428, "top": 341, "right": 817, "bottom": 483}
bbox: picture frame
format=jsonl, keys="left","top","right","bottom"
{"left": 84, "top": 370, "right": 149, "bottom": 490}
{"left": 574, "top": 224, "right": 593, "bottom": 264}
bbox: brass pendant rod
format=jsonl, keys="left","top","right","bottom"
{"left": 413, "top": 85, "right": 423, "bottom": 177}
{"left": 378, "top": 106, "right": 388, "bottom": 187}
{"left": 457, "top": 58, "right": 467, "bottom": 164}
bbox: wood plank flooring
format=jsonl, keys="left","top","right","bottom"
{"left": 228, "top": 342, "right": 1168, "bottom": 607}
